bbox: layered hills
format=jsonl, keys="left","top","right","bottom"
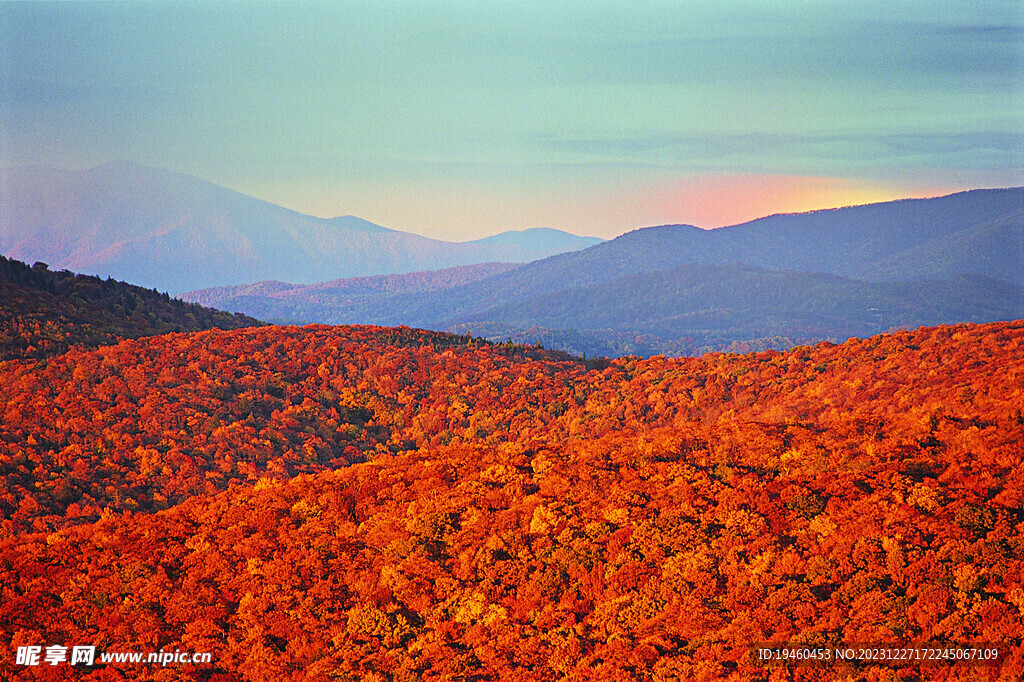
{"left": 187, "top": 188, "right": 1024, "bottom": 356}
{"left": 0, "top": 319, "right": 1021, "bottom": 679}
{"left": 0, "top": 162, "right": 600, "bottom": 294}
{"left": 185, "top": 262, "right": 521, "bottom": 325}
{"left": 7, "top": 160, "right": 1019, "bottom": 357}
{"left": 454, "top": 266, "right": 1024, "bottom": 357}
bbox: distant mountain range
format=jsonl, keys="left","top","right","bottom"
{"left": 5, "top": 160, "right": 1020, "bottom": 357}
{"left": 184, "top": 262, "right": 521, "bottom": 325}
{"left": 186, "top": 187, "right": 1024, "bottom": 356}
{"left": 0, "top": 162, "right": 601, "bottom": 294}
{"left": 450, "top": 265, "right": 1023, "bottom": 356}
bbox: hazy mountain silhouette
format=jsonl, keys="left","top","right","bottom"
{"left": 0, "top": 161, "right": 600, "bottom": 294}
{"left": 186, "top": 188, "right": 1024, "bottom": 356}
{"left": 433, "top": 187, "right": 1024, "bottom": 315}
{"left": 404, "top": 187, "right": 1024, "bottom": 322}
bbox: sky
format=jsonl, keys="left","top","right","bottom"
{"left": 1, "top": 1, "right": 1022, "bottom": 241}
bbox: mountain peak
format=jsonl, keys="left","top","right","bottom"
{"left": 467, "top": 227, "right": 603, "bottom": 250}
{"left": 324, "top": 215, "right": 394, "bottom": 234}
{"left": 0, "top": 164, "right": 607, "bottom": 294}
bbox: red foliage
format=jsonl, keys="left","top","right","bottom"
{"left": 0, "top": 320, "right": 1022, "bottom": 679}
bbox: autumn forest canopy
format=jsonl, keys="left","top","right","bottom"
{"left": 0, "top": 280, "right": 1022, "bottom": 679}
{"left": 3, "top": 0, "right": 1023, "bottom": 677}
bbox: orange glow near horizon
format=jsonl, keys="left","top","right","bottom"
{"left": 241, "top": 173, "right": 983, "bottom": 241}
{"left": 644, "top": 175, "right": 964, "bottom": 229}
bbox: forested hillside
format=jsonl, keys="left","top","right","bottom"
{"left": 0, "top": 255, "right": 262, "bottom": 361}
{"left": 1, "top": 319, "right": 1022, "bottom": 679}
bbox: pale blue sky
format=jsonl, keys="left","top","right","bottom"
{"left": 2, "top": 1, "right": 1022, "bottom": 239}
